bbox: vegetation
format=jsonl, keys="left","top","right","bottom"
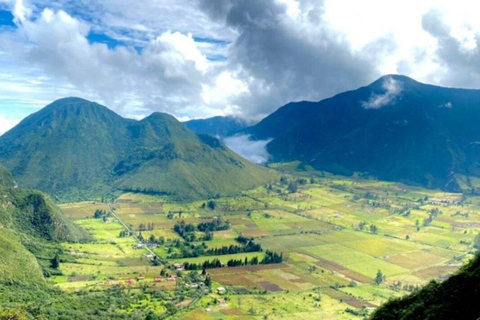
{"left": 248, "top": 75, "right": 480, "bottom": 192}
{"left": 371, "top": 254, "right": 480, "bottom": 320}
{"left": 0, "top": 97, "right": 274, "bottom": 201}
{"left": 2, "top": 161, "right": 480, "bottom": 319}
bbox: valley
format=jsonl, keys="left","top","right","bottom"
{"left": 50, "top": 164, "right": 479, "bottom": 319}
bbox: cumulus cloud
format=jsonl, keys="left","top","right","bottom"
{"left": 3, "top": 0, "right": 480, "bottom": 125}
{"left": 361, "top": 77, "right": 402, "bottom": 109}
{"left": 223, "top": 134, "right": 272, "bottom": 164}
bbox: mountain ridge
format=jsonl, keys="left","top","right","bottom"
{"left": 0, "top": 98, "right": 273, "bottom": 201}
{"left": 244, "top": 74, "right": 480, "bottom": 191}
{"left": 184, "top": 115, "right": 252, "bottom": 137}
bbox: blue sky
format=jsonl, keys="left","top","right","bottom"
{"left": 0, "top": 0, "right": 480, "bottom": 134}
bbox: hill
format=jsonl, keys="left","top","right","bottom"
{"left": 246, "top": 75, "right": 480, "bottom": 191}
{"left": 184, "top": 116, "right": 252, "bottom": 137}
{"left": 0, "top": 165, "right": 90, "bottom": 283}
{"left": 0, "top": 98, "right": 272, "bottom": 201}
{"left": 371, "top": 253, "right": 480, "bottom": 320}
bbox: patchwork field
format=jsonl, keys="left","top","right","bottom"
{"left": 54, "top": 171, "right": 480, "bottom": 319}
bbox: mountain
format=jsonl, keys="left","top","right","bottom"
{"left": 0, "top": 98, "right": 272, "bottom": 201}
{"left": 371, "top": 253, "right": 480, "bottom": 320}
{"left": 184, "top": 116, "right": 252, "bottom": 137}
{"left": 246, "top": 75, "right": 480, "bottom": 191}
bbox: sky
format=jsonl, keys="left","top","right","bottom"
{"left": 0, "top": 0, "right": 480, "bottom": 134}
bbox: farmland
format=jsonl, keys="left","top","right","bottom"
{"left": 54, "top": 169, "right": 480, "bottom": 319}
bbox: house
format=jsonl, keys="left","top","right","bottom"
{"left": 154, "top": 277, "right": 163, "bottom": 282}
{"left": 167, "top": 276, "right": 176, "bottom": 282}
{"left": 125, "top": 278, "right": 134, "bottom": 284}
{"left": 217, "top": 287, "right": 226, "bottom": 294}
{"left": 174, "top": 263, "right": 185, "bottom": 270}
{"left": 217, "top": 298, "right": 226, "bottom": 305}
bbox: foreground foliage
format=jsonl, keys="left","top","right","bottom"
{"left": 371, "top": 253, "right": 480, "bottom": 320}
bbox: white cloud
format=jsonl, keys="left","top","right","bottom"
{"left": 223, "top": 134, "right": 272, "bottom": 164}
{"left": 2, "top": 0, "right": 480, "bottom": 124}
{"left": 13, "top": 0, "right": 30, "bottom": 23}
{"left": 155, "top": 31, "right": 208, "bottom": 72}
{"left": 362, "top": 77, "right": 402, "bottom": 109}
{"left": 0, "top": 114, "right": 19, "bottom": 135}
{"left": 440, "top": 101, "right": 452, "bottom": 108}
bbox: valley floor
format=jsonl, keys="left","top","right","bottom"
{"left": 55, "top": 167, "right": 479, "bottom": 319}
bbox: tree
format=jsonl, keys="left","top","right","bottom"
{"left": 288, "top": 182, "right": 298, "bottom": 193}
{"left": 207, "top": 200, "right": 217, "bottom": 210}
{"left": 51, "top": 253, "right": 60, "bottom": 269}
{"left": 204, "top": 275, "right": 212, "bottom": 287}
{"left": 375, "top": 270, "right": 384, "bottom": 285}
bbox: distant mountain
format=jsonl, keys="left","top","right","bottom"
{"left": 184, "top": 116, "right": 252, "bottom": 137}
{"left": 0, "top": 98, "right": 272, "bottom": 201}
{"left": 371, "top": 253, "right": 480, "bottom": 320}
{"left": 246, "top": 75, "right": 480, "bottom": 191}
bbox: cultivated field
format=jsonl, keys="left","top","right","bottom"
{"left": 55, "top": 169, "right": 480, "bottom": 319}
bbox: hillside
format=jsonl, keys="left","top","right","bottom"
{"left": 0, "top": 98, "right": 272, "bottom": 201}
{"left": 246, "top": 75, "right": 480, "bottom": 191}
{"left": 184, "top": 116, "right": 252, "bottom": 137}
{"left": 0, "top": 163, "right": 15, "bottom": 188}
{"left": 371, "top": 253, "right": 480, "bottom": 320}
{"left": 0, "top": 165, "right": 90, "bottom": 283}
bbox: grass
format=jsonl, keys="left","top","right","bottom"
{"left": 49, "top": 172, "right": 480, "bottom": 319}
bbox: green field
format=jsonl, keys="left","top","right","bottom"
{"left": 53, "top": 171, "right": 480, "bottom": 319}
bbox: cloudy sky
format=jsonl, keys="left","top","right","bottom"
{"left": 0, "top": 0, "right": 479, "bottom": 134}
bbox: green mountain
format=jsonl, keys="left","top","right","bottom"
{"left": 246, "top": 75, "right": 480, "bottom": 191}
{"left": 371, "top": 253, "right": 480, "bottom": 320}
{"left": 184, "top": 116, "right": 252, "bottom": 137}
{"left": 0, "top": 98, "right": 272, "bottom": 201}
{"left": 0, "top": 164, "right": 90, "bottom": 283}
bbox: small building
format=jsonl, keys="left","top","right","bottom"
{"left": 217, "top": 287, "right": 226, "bottom": 294}
{"left": 217, "top": 298, "right": 226, "bottom": 305}
{"left": 134, "top": 244, "right": 145, "bottom": 249}
{"left": 154, "top": 277, "right": 163, "bottom": 282}
{"left": 125, "top": 278, "right": 134, "bottom": 284}
{"left": 174, "top": 263, "right": 185, "bottom": 270}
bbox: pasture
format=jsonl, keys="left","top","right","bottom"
{"left": 55, "top": 171, "right": 480, "bottom": 318}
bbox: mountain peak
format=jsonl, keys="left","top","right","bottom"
{"left": 367, "top": 74, "right": 420, "bottom": 90}
{"left": 143, "top": 111, "right": 178, "bottom": 123}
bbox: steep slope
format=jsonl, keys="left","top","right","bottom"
{"left": 0, "top": 98, "right": 273, "bottom": 201}
{"left": 184, "top": 116, "right": 252, "bottom": 137}
{"left": 0, "top": 164, "right": 90, "bottom": 283}
{"left": 371, "top": 254, "right": 480, "bottom": 320}
{"left": 0, "top": 97, "right": 129, "bottom": 200}
{"left": 247, "top": 75, "right": 480, "bottom": 190}
{"left": 0, "top": 163, "right": 15, "bottom": 188}
{"left": 0, "top": 229, "right": 44, "bottom": 283}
